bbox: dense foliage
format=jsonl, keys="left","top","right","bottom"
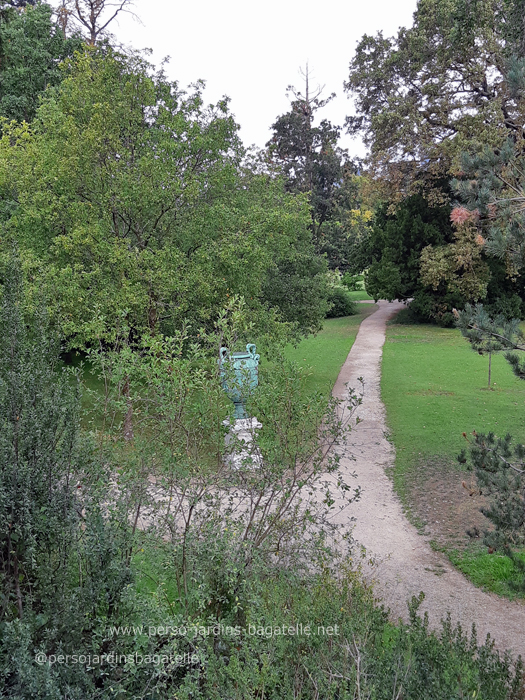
{"left": 267, "top": 75, "right": 373, "bottom": 271}
{"left": 0, "top": 47, "right": 328, "bottom": 346}
{"left": 353, "top": 191, "right": 476, "bottom": 324}
{"left": 363, "top": 193, "right": 452, "bottom": 299}
{"left": 0, "top": 256, "right": 135, "bottom": 697}
{"left": 0, "top": 2, "right": 81, "bottom": 122}
{"left": 345, "top": 0, "right": 525, "bottom": 201}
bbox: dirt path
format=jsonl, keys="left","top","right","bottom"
{"left": 332, "top": 300, "right": 525, "bottom": 659}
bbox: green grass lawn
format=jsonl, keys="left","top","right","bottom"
{"left": 343, "top": 272, "right": 373, "bottom": 301}
{"left": 282, "top": 304, "right": 377, "bottom": 395}
{"left": 382, "top": 321, "right": 525, "bottom": 597}
{"left": 347, "top": 290, "right": 374, "bottom": 301}
{"left": 446, "top": 547, "right": 525, "bottom": 600}
{"left": 382, "top": 324, "right": 525, "bottom": 460}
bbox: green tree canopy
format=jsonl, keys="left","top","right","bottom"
{"left": 0, "top": 2, "right": 82, "bottom": 122}
{"left": 345, "top": 0, "right": 525, "bottom": 201}
{"left": 0, "top": 48, "right": 327, "bottom": 347}
{"left": 265, "top": 70, "right": 370, "bottom": 270}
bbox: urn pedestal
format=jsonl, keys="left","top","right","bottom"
{"left": 219, "top": 344, "right": 262, "bottom": 468}
{"left": 222, "top": 417, "right": 263, "bottom": 470}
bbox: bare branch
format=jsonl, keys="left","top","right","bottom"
{"left": 60, "top": 0, "right": 138, "bottom": 44}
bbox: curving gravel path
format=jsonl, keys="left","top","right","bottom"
{"left": 331, "top": 300, "right": 525, "bottom": 659}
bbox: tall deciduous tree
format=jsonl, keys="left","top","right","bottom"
{"left": 0, "top": 48, "right": 327, "bottom": 347}
{"left": 345, "top": 0, "right": 525, "bottom": 201}
{"left": 56, "top": 0, "right": 136, "bottom": 44}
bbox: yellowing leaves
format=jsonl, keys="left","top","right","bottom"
{"left": 349, "top": 208, "right": 373, "bottom": 225}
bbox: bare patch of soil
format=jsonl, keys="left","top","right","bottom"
{"left": 402, "top": 456, "right": 491, "bottom": 551}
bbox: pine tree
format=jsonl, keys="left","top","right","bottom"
{"left": 457, "top": 303, "right": 525, "bottom": 584}
{"left": 266, "top": 66, "right": 355, "bottom": 268}
{"left": 453, "top": 138, "right": 525, "bottom": 275}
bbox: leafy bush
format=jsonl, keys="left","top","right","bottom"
{"left": 326, "top": 287, "right": 358, "bottom": 318}
{"left": 104, "top": 560, "right": 524, "bottom": 700}
{"left": 0, "top": 255, "right": 135, "bottom": 697}
{"left": 387, "top": 304, "right": 421, "bottom": 325}
{"left": 484, "top": 293, "right": 524, "bottom": 322}
{"left": 341, "top": 272, "right": 363, "bottom": 291}
{"left": 407, "top": 287, "right": 467, "bottom": 327}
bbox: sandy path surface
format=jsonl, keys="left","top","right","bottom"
{"left": 332, "top": 300, "right": 525, "bottom": 659}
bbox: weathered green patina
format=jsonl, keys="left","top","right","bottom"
{"left": 219, "top": 344, "right": 260, "bottom": 419}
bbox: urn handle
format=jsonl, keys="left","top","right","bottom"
{"left": 246, "top": 344, "right": 260, "bottom": 362}
{"left": 219, "top": 347, "right": 229, "bottom": 363}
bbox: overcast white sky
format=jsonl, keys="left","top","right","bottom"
{"left": 58, "top": 0, "right": 419, "bottom": 157}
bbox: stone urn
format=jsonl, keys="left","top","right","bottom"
{"left": 218, "top": 343, "right": 260, "bottom": 419}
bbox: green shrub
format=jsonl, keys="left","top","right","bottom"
{"left": 407, "top": 287, "right": 467, "bottom": 327}
{"left": 326, "top": 287, "right": 357, "bottom": 318}
{"left": 387, "top": 304, "right": 422, "bottom": 325}
{"left": 484, "top": 293, "right": 524, "bottom": 321}
{"left": 341, "top": 272, "right": 363, "bottom": 291}
{"left": 124, "top": 561, "right": 523, "bottom": 700}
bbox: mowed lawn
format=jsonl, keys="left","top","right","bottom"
{"left": 283, "top": 303, "right": 377, "bottom": 395}
{"left": 347, "top": 290, "right": 374, "bottom": 301}
{"left": 382, "top": 322, "right": 525, "bottom": 597}
{"left": 382, "top": 324, "right": 525, "bottom": 468}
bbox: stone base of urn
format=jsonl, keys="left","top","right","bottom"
{"left": 223, "top": 417, "right": 263, "bottom": 469}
